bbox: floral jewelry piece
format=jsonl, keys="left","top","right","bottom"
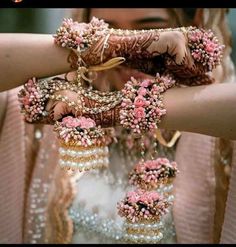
{"left": 18, "top": 77, "right": 49, "bottom": 123}
{"left": 54, "top": 116, "right": 110, "bottom": 172}
{"left": 129, "top": 158, "right": 178, "bottom": 193}
{"left": 187, "top": 27, "right": 224, "bottom": 71}
{"left": 18, "top": 77, "right": 81, "bottom": 123}
{"left": 54, "top": 17, "right": 109, "bottom": 53}
{"left": 18, "top": 76, "right": 122, "bottom": 127}
{"left": 117, "top": 189, "right": 170, "bottom": 243}
{"left": 18, "top": 74, "right": 175, "bottom": 132}
{"left": 18, "top": 78, "right": 113, "bottom": 173}
{"left": 119, "top": 73, "right": 175, "bottom": 134}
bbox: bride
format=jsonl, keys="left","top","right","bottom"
{"left": 44, "top": 8, "right": 236, "bottom": 244}
{"left": 0, "top": 8, "right": 236, "bottom": 244}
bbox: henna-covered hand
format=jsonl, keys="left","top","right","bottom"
{"left": 45, "top": 89, "right": 121, "bottom": 128}
{"left": 18, "top": 76, "right": 122, "bottom": 127}
{"left": 54, "top": 17, "right": 224, "bottom": 81}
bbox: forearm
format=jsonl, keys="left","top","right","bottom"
{"left": 160, "top": 82, "right": 236, "bottom": 140}
{"left": 0, "top": 33, "right": 71, "bottom": 92}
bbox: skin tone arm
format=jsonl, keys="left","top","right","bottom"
{"left": 161, "top": 82, "right": 236, "bottom": 140}
{"left": 0, "top": 33, "right": 71, "bottom": 92}
{"left": 0, "top": 33, "right": 235, "bottom": 139}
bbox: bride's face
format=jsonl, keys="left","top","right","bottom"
{"left": 90, "top": 8, "right": 171, "bottom": 30}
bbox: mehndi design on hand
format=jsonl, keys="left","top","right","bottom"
{"left": 18, "top": 72, "right": 174, "bottom": 131}
{"left": 54, "top": 17, "right": 224, "bottom": 80}
{"left": 18, "top": 77, "right": 122, "bottom": 127}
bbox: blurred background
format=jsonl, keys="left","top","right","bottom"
{"left": 0, "top": 8, "right": 236, "bottom": 64}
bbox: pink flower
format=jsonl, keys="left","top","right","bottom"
{"left": 139, "top": 194, "right": 148, "bottom": 203}
{"left": 205, "top": 41, "right": 216, "bottom": 53}
{"left": 76, "top": 36, "right": 82, "bottom": 45}
{"left": 159, "top": 157, "right": 169, "bottom": 163}
{"left": 77, "top": 117, "right": 96, "bottom": 129}
{"left": 145, "top": 160, "right": 159, "bottom": 170}
{"left": 147, "top": 191, "right": 160, "bottom": 201}
{"left": 135, "top": 163, "right": 146, "bottom": 173}
{"left": 189, "top": 31, "right": 202, "bottom": 42}
{"left": 140, "top": 79, "right": 151, "bottom": 87}
{"left": 62, "top": 116, "right": 80, "bottom": 128}
{"left": 137, "top": 87, "right": 147, "bottom": 96}
{"left": 138, "top": 190, "right": 160, "bottom": 203}
{"left": 22, "top": 96, "right": 30, "bottom": 106}
{"left": 134, "top": 96, "right": 147, "bottom": 107}
{"left": 134, "top": 107, "right": 146, "bottom": 119}
{"left": 192, "top": 51, "right": 202, "bottom": 60}
{"left": 127, "top": 191, "right": 139, "bottom": 203}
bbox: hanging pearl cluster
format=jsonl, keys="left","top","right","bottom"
{"left": 117, "top": 189, "right": 170, "bottom": 243}
{"left": 58, "top": 146, "right": 109, "bottom": 172}
{"left": 54, "top": 116, "right": 111, "bottom": 172}
{"left": 117, "top": 189, "right": 170, "bottom": 223}
{"left": 116, "top": 143, "right": 178, "bottom": 243}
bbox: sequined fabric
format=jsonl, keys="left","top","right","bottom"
{"left": 0, "top": 87, "right": 60, "bottom": 243}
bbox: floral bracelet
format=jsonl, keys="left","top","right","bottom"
{"left": 119, "top": 73, "right": 175, "bottom": 134}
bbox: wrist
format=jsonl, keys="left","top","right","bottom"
{"left": 119, "top": 74, "right": 176, "bottom": 134}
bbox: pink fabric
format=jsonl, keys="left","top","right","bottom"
{"left": 23, "top": 124, "right": 59, "bottom": 243}
{"left": 0, "top": 88, "right": 58, "bottom": 244}
{"left": 220, "top": 141, "right": 236, "bottom": 243}
{"left": 173, "top": 132, "right": 216, "bottom": 243}
{"left": 0, "top": 88, "right": 26, "bottom": 243}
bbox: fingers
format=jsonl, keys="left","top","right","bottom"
{"left": 55, "top": 18, "right": 223, "bottom": 79}
{"left": 45, "top": 90, "right": 81, "bottom": 122}
{"left": 165, "top": 31, "right": 188, "bottom": 65}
